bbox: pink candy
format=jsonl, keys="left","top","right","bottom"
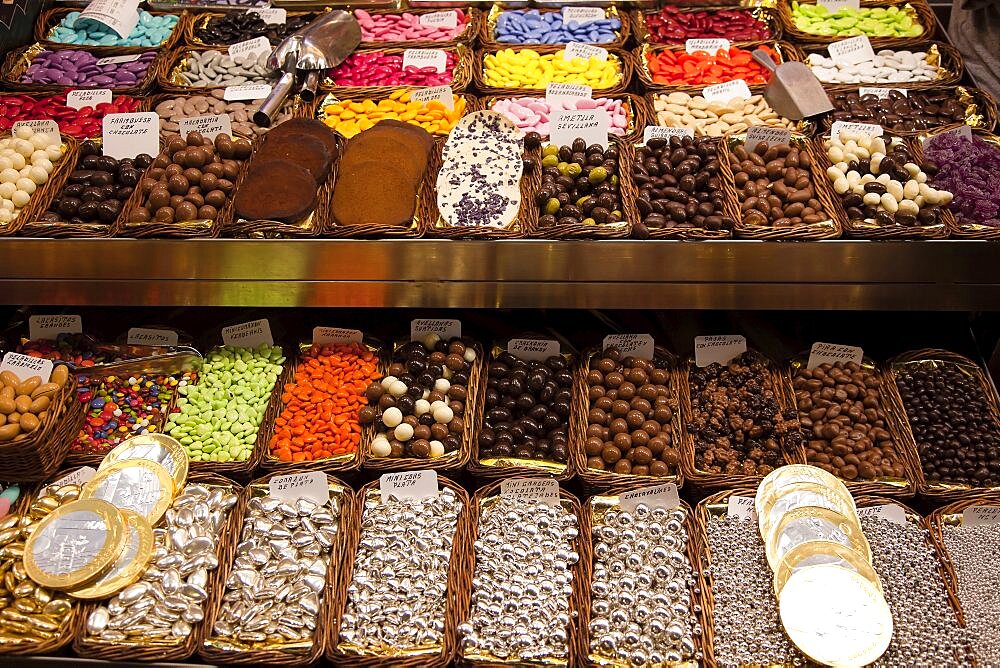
{"left": 354, "top": 9, "right": 467, "bottom": 43}
{"left": 328, "top": 51, "right": 457, "bottom": 87}
{"left": 492, "top": 97, "right": 629, "bottom": 137}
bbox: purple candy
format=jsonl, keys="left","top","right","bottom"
{"left": 924, "top": 134, "right": 1000, "bottom": 228}
{"left": 18, "top": 49, "right": 154, "bottom": 87}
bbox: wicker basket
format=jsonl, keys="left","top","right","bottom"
{"left": 785, "top": 353, "right": 920, "bottom": 498}
{"left": 356, "top": 8, "right": 482, "bottom": 49}
{"left": 800, "top": 41, "right": 963, "bottom": 91}
{"left": 527, "top": 138, "right": 633, "bottom": 239}
{"left": 913, "top": 128, "right": 1000, "bottom": 239}
{"left": 457, "top": 480, "right": 585, "bottom": 668}
{"left": 321, "top": 45, "right": 474, "bottom": 96}
{"left": 185, "top": 9, "right": 317, "bottom": 48}
{"left": 635, "top": 41, "right": 803, "bottom": 94}
{"left": 579, "top": 491, "right": 703, "bottom": 667}
{"left": 483, "top": 92, "right": 651, "bottom": 144}
{"left": 1, "top": 132, "right": 79, "bottom": 238}
{"left": 677, "top": 350, "right": 806, "bottom": 492}
{"left": 822, "top": 86, "right": 998, "bottom": 138}
{"left": 475, "top": 45, "right": 634, "bottom": 97}
{"left": 362, "top": 339, "right": 483, "bottom": 473}
{"left": 643, "top": 90, "right": 815, "bottom": 142}
{"left": 326, "top": 475, "right": 473, "bottom": 667}
{"left": 72, "top": 472, "right": 244, "bottom": 662}
{"left": 571, "top": 346, "right": 685, "bottom": 494}
{"left": 633, "top": 6, "right": 782, "bottom": 48}
{"left": 810, "top": 133, "right": 949, "bottom": 239}
{"left": 720, "top": 131, "right": 844, "bottom": 240}
{"left": 258, "top": 340, "right": 380, "bottom": 475}
{"left": 481, "top": 5, "right": 630, "bottom": 49}
{"left": 1, "top": 43, "right": 166, "bottom": 96}
{"left": 467, "top": 343, "right": 578, "bottom": 482}
{"left": 779, "top": 0, "right": 936, "bottom": 48}
{"left": 883, "top": 349, "right": 1000, "bottom": 503}
{"left": 36, "top": 7, "right": 185, "bottom": 56}
{"left": 199, "top": 470, "right": 355, "bottom": 666}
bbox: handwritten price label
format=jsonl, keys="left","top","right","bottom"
{"left": 550, "top": 108, "right": 609, "bottom": 149}
{"left": 643, "top": 126, "right": 694, "bottom": 144}
{"left": 686, "top": 38, "right": 730, "bottom": 54}
{"left": 410, "top": 85, "right": 455, "bottom": 110}
{"left": 938, "top": 124, "right": 973, "bottom": 140}
{"left": 545, "top": 82, "right": 592, "bottom": 101}
{"left": 727, "top": 495, "right": 758, "bottom": 521}
{"left": 745, "top": 125, "right": 792, "bottom": 152}
{"left": 102, "top": 112, "right": 158, "bottom": 159}
{"left": 224, "top": 83, "right": 271, "bottom": 101}
{"left": 694, "top": 335, "right": 746, "bottom": 367}
{"left": 702, "top": 79, "right": 752, "bottom": 103}
{"left": 859, "top": 87, "right": 907, "bottom": 99}
{"left": 221, "top": 319, "right": 273, "bottom": 347}
{"left": 127, "top": 328, "right": 179, "bottom": 347}
{"left": 229, "top": 36, "right": 272, "bottom": 60}
{"left": 248, "top": 8, "right": 286, "bottom": 24}
{"left": 501, "top": 477, "right": 560, "bottom": 507}
{"left": 313, "top": 327, "right": 363, "bottom": 345}
{"left": 269, "top": 471, "right": 329, "bottom": 505}
{"left": 66, "top": 89, "right": 112, "bottom": 110}
{"left": 963, "top": 505, "right": 1000, "bottom": 527}
{"left": 603, "top": 334, "right": 654, "bottom": 360}
{"left": 564, "top": 42, "right": 608, "bottom": 62}
{"left": 508, "top": 339, "right": 560, "bottom": 362}
{"left": 420, "top": 11, "right": 458, "bottom": 27}
{"left": 96, "top": 54, "right": 141, "bottom": 66}
{"left": 818, "top": 0, "right": 861, "bottom": 11}
{"left": 380, "top": 470, "right": 438, "bottom": 501}
{"left": 411, "top": 319, "right": 461, "bottom": 342}
{"left": 857, "top": 504, "right": 907, "bottom": 525}
{"left": 0, "top": 353, "right": 53, "bottom": 384}
{"left": 828, "top": 36, "right": 875, "bottom": 66}
{"left": 12, "top": 120, "right": 59, "bottom": 137}
{"left": 402, "top": 49, "right": 448, "bottom": 73}
{"left": 177, "top": 115, "right": 233, "bottom": 142}
{"left": 29, "top": 314, "right": 82, "bottom": 341}
{"left": 620, "top": 483, "right": 679, "bottom": 512}
{"left": 562, "top": 7, "right": 606, "bottom": 24}
{"left": 807, "top": 342, "right": 864, "bottom": 369}
{"left": 831, "top": 121, "right": 883, "bottom": 140}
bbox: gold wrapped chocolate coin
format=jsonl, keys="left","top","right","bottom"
{"left": 67, "top": 510, "right": 153, "bottom": 600}
{"left": 100, "top": 434, "right": 189, "bottom": 490}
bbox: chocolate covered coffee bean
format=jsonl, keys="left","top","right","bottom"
{"left": 729, "top": 140, "right": 832, "bottom": 229}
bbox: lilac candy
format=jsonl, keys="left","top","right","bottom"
{"left": 19, "top": 50, "right": 155, "bottom": 88}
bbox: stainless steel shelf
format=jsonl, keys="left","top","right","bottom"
{"left": 1, "top": 238, "right": 999, "bottom": 309}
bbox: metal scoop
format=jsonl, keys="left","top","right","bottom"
{"left": 752, "top": 48, "right": 833, "bottom": 120}
{"left": 254, "top": 11, "right": 361, "bottom": 126}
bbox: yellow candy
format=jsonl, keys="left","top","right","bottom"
{"left": 482, "top": 48, "right": 621, "bottom": 89}
{"left": 320, "top": 91, "right": 466, "bottom": 138}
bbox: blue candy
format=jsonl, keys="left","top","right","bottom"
{"left": 494, "top": 9, "right": 619, "bottom": 44}
{"left": 51, "top": 10, "right": 179, "bottom": 48}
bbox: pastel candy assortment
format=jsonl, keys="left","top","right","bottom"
{"left": 154, "top": 91, "right": 294, "bottom": 139}
{"left": 328, "top": 51, "right": 458, "bottom": 87}
{"left": 354, "top": 9, "right": 468, "bottom": 43}
{"left": 0, "top": 127, "right": 65, "bottom": 227}
{"left": 20, "top": 50, "right": 156, "bottom": 88}
{"left": 492, "top": 96, "right": 629, "bottom": 137}
{"left": 806, "top": 50, "right": 938, "bottom": 84}
{"left": 792, "top": 3, "right": 924, "bottom": 38}
{"left": 321, "top": 90, "right": 468, "bottom": 137}
{"left": 176, "top": 49, "right": 272, "bottom": 88}
{"left": 482, "top": 48, "right": 622, "bottom": 89}
{"left": 0, "top": 93, "right": 141, "bottom": 138}
{"left": 494, "top": 10, "right": 621, "bottom": 45}
{"left": 652, "top": 91, "right": 796, "bottom": 136}
{"left": 49, "top": 10, "right": 179, "bottom": 48}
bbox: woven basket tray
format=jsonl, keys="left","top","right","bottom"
{"left": 356, "top": 8, "right": 482, "bottom": 49}
{"left": 456, "top": 480, "right": 585, "bottom": 668}
{"left": 811, "top": 133, "right": 950, "bottom": 239}
{"left": 779, "top": 0, "right": 936, "bottom": 48}
{"left": 481, "top": 5, "right": 630, "bottom": 50}
{"left": 912, "top": 128, "right": 1000, "bottom": 239}
{"left": 883, "top": 349, "right": 1000, "bottom": 503}
{"left": 185, "top": 9, "right": 317, "bottom": 48}
{"left": 720, "top": 131, "right": 844, "bottom": 240}
{"left": 633, "top": 6, "right": 782, "bottom": 48}
{"left": 362, "top": 338, "right": 483, "bottom": 473}
{"left": 677, "top": 349, "right": 806, "bottom": 492}
{"left": 36, "top": 7, "right": 185, "bottom": 56}
{"left": 800, "top": 41, "right": 963, "bottom": 91}
{"left": 326, "top": 475, "right": 473, "bottom": 667}
{"left": 73, "top": 472, "right": 245, "bottom": 662}
{"left": 785, "top": 353, "right": 920, "bottom": 498}
{"left": 1, "top": 43, "right": 166, "bottom": 96}
{"left": 483, "top": 92, "right": 651, "bottom": 144}
{"left": 635, "top": 41, "right": 803, "bottom": 95}
{"left": 1, "top": 132, "right": 79, "bottom": 238}
{"left": 474, "top": 45, "right": 634, "bottom": 97}
{"left": 258, "top": 340, "right": 381, "bottom": 475}
{"left": 158, "top": 45, "right": 279, "bottom": 95}
{"left": 321, "top": 44, "right": 474, "bottom": 96}
{"left": 571, "top": 346, "right": 686, "bottom": 494}
{"left": 198, "top": 471, "right": 356, "bottom": 666}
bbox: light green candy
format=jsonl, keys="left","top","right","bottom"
{"left": 791, "top": 1, "right": 923, "bottom": 37}
{"left": 165, "top": 344, "right": 285, "bottom": 464}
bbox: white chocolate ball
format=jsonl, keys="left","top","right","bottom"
{"left": 0, "top": 169, "right": 18, "bottom": 185}
{"left": 13, "top": 126, "right": 32, "bottom": 140}
{"left": 429, "top": 440, "right": 445, "bottom": 458}
{"left": 380, "top": 375, "right": 397, "bottom": 389}
{"left": 414, "top": 399, "right": 431, "bottom": 416}
{"left": 382, "top": 406, "right": 403, "bottom": 428}
{"left": 434, "top": 378, "right": 450, "bottom": 393}
{"left": 11, "top": 190, "right": 30, "bottom": 208}
{"left": 0, "top": 183, "right": 15, "bottom": 199}
{"left": 433, "top": 405, "right": 454, "bottom": 424}
{"left": 15, "top": 178, "right": 36, "bottom": 195}
{"left": 388, "top": 380, "right": 408, "bottom": 398}
{"left": 394, "top": 423, "right": 414, "bottom": 442}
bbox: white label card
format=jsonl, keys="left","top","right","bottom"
{"left": 12, "top": 120, "right": 60, "bottom": 137}
{"left": 702, "top": 79, "right": 752, "bottom": 103}
{"left": 269, "top": 471, "right": 329, "bottom": 505}
{"left": 745, "top": 125, "right": 792, "bottom": 151}
{"left": 686, "top": 38, "right": 730, "bottom": 54}
{"left": 831, "top": 121, "right": 883, "bottom": 140}
{"left": 0, "top": 353, "right": 53, "bottom": 384}
{"left": 79, "top": 0, "right": 141, "bottom": 39}
{"left": 963, "top": 506, "right": 1000, "bottom": 526}
{"left": 410, "top": 85, "right": 455, "bottom": 110}
{"left": 828, "top": 36, "right": 875, "bottom": 66}
{"left": 96, "top": 53, "right": 141, "bottom": 66}
{"left": 380, "top": 470, "right": 438, "bottom": 501}
{"left": 818, "top": 0, "right": 861, "bottom": 10}
{"left": 562, "top": 7, "right": 606, "bottom": 24}
{"left": 177, "top": 115, "right": 233, "bottom": 142}
{"left": 857, "top": 504, "right": 907, "bottom": 525}
{"left": 508, "top": 338, "right": 560, "bottom": 362}
{"left": 501, "top": 477, "right": 560, "bottom": 507}
{"left": 545, "top": 82, "right": 592, "bottom": 101}
{"left": 694, "top": 335, "right": 747, "bottom": 367}
{"left": 859, "top": 87, "right": 907, "bottom": 98}
{"left": 807, "top": 341, "right": 864, "bottom": 369}
{"left": 102, "top": 112, "right": 159, "bottom": 160}
{"left": 229, "top": 36, "right": 272, "bottom": 59}
{"left": 411, "top": 319, "right": 461, "bottom": 342}
{"left": 620, "top": 483, "right": 679, "bottom": 512}
{"left": 644, "top": 126, "right": 694, "bottom": 143}
{"left": 224, "top": 83, "right": 271, "bottom": 102}
{"left": 938, "top": 124, "right": 973, "bottom": 140}
{"left": 50, "top": 466, "right": 98, "bottom": 491}
{"left": 603, "top": 334, "right": 655, "bottom": 360}
{"left": 550, "top": 108, "right": 609, "bottom": 149}
{"left": 29, "top": 314, "right": 82, "bottom": 341}
{"left": 248, "top": 8, "right": 286, "bottom": 24}
{"left": 127, "top": 328, "right": 179, "bottom": 347}
{"left": 402, "top": 49, "right": 448, "bottom": 73}
{"left": 420, "top": 10, "right": 458, "bottom": 27}
{"left": 221, "top": 319, "right": 274, "bottom": 348}
{"left": 66, "top": 89, "right": 112, "bottom": 110}
{"left": 312, "top": 327, "right": 363, "bottom": 345}
{"left": 564, "top": 42, "right": 608, "bottom": 62}
{"left": 727, "top": 495, "right": 758, "bottom": 521}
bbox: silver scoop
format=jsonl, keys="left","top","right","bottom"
{"left": 254, "top": 11, "right": 361, "bottom": 127}
{"left": 752, "top": 48, "right": 833, "bottom": 121}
